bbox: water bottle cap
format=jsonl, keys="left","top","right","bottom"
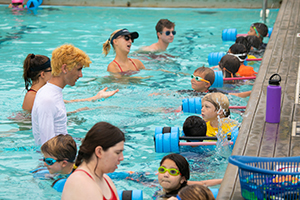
{"left": 269, "top": 73, "right": 281, "bottom": 85}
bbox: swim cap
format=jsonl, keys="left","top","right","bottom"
{"left": 12, "top": 0, "right": 24, "bottom": 3}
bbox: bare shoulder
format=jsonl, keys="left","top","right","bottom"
{"left": 103, "top": 174, "right": 118, "bottom": 194}
{"left": 131, "top": 58, "right": 145, "bottom": 69}
{"left": 22, "top": 91, "right": 36, "bottom": 110}
{"left": 107, "top": 61, "right": 121, "bottom": 73}
{"left": 141, "top": 43, "right": 158, "bottom": 52}
{"left": 62, "top": 171, "right": 102, "bottom": 200}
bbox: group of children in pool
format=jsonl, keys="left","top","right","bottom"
{"left": 40, "top": 132, "right": 220, "bottom": 200}
{"left": 20, "top": 13, "right": 269, "bottom": 199}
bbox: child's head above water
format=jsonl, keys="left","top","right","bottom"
{"left": 246, "top": 35, "right": 261, "bottom": 50}
{"left": 191, "top": 66, "right": 215, "bottom": 92}
{"left": 158, "top": 153, "right": 190, "bottom": 196}
{"left": 183, "top": 115, "right": 207, "bottom": 137}
{"left": 219, "top": 55, "right": 240, "bottom": 78}
{"left": 228, "top": 43, "right": 247, "bottom": 63}
{"left": 201, "top": 92, "right": 230, "bottom": 122}
{"left": 178, "top": 184, "right": 215, "bottom": 200}
{"left": 248, "top": 22, "right": 268, "bottom": 42}
{"left": 41, "top": 134, "right": 77, "bottom": 174}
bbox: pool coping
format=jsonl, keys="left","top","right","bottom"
{"left": 217, "top": 0, "right": 300, "bottom": 199}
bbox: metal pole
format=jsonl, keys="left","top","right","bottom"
{"left": 262, "top": 0, "right": 268, "bottom": 23}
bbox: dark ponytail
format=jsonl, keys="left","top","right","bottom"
{"left": 23, "top": 54, "right": 50, "bottom": 91}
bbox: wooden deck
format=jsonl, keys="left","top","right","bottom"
{"left": 217, "top": 0, "right": 300, "bottom": 199}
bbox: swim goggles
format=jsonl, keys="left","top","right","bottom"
{"left": 191, "top": 74, "right": 210, "bottom": 84}
{"left": 43, "top": 157, "right": 74, "bottom": 166}
{"left": 252, "top": 26, "right": 260, "bottom": 37}
{"left": 158, "top": 166, "right": 181, "bottom": 176}
{"left": 160, "top": 31, "right": 176, "bottom": 36}
{"left": 227, "top": 52, "right": 247, "bottom": 62}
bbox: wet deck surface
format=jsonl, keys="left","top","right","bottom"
{"left": 218, "top": 0, "right": 300, "bottom": 199}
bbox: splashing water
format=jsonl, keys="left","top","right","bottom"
{"left": 215, "top": 118, "right": 239, "bottom": 157}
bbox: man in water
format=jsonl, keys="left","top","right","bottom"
{"left": 141, "top": 19, "right": 176, "bottom": 52}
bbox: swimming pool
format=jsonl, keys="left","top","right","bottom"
{"left": 0, "top": 5, "right": 278, "bottom": 199}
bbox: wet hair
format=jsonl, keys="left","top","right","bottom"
{"left": 102, "top": 29, "right": 122, "bottom": 57}
{"left": 41, "top": 134, "right": 77, "bottom": 162}
{"left": 194, "top": 66, "right": 215, "bottom": 86}
{"left": 178, "top": 185, "right": 215, "bottom": 200}
{"left": 183, "top": 115, "right": 207, "bottom": 137}
{"left": 246, "top": 35, "right": 261, "bottom": 49}
{"left": 251, "top": 22, "right": 268, "bottom": 39}
{"left": 235, "top": 36, "right": 251, "bottom": 54}
{"left": 155, "top": 19, "right": 175, "bottom": 38}
{"left": 229, "top": 43, "right": 247, "bottom": 62}
{"left": 160, "top": 153, "right": 190, "bottom": 185}
{"left": 75, "top": 122, "right": 125, "bottom": 173}
{"left": 202, "top": 92, "right": 230, "bottom": 118}
{"left": 219, "top": 55, "right": 240, "bottom": 78}
{"left": 23, "top": 54, "right": 50, "bottom": 91}
{"left": 51, "top": 44, "right": 91, "bottom": 76}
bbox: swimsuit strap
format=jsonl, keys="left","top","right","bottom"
{"left": 103, "top": 176, "right": 118, "bottom": 200}
{"left": 113, "top": 60, "right": 123, "bottom": 73}
{"left": 74, "top": 169, "right": 94, "bottom": 180}
{"left": 28, "top": 88, "right": 37, "bottom": 93}
{"left": 128, "top": 58, "right": 139, "bottom": 71}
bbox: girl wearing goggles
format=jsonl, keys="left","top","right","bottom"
{"left": 154, "top": 153, "right": 222, "bottom": 199}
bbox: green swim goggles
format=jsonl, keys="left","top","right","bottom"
{"left": 158, "top": 166, "right": 181, "bottom": 176}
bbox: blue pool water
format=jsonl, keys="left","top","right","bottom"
{"left": 0, "top": 5, "right": 278, "bottom": 199}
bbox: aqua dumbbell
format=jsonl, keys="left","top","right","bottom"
{"left": 208, "top": 52, "right": 226, "bottom": 66}
{"left": 222, "top": 29, "right": 237, "bottom": 41}
{"left": 211, "top": 70, "right": 223, "bottom": 88}
{"left": 154, "top": 127, "right": 180, "bottom": 153}
{"left": 268, "top": 27, "right": 273, "bottom": 38}
{"left": 118, "top": 190, "right": 143, "bottom": 200}
{"left": 182, "top": 97, "right": 202, "bottom": 114}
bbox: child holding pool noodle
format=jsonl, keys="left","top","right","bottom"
{"left": 227, "top": 43, "right": 257, "bottom": 77}
{"left": 182, "top": 115, "right": 207, "bottom": 137}
{"left": 247, "top": 22, "right": 268, "bottom": 50}
{"left": 201, "top": 92, "right": 238, "bottom": 137}
{"left": 153, "top": 153, "right": 221, "bottom": 200}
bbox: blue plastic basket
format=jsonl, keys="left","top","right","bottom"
{"left": 229, "top": 155, "right": 300, "bottom": 200}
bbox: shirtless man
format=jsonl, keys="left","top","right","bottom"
{"left": 141, "top": 19, "right": 176, "bottom": 52}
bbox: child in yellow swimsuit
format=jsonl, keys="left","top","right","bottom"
{"left": 201, "top": 92, "right": 238, "bottom": 137}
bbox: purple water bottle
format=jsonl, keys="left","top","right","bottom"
{"left": 266, "top": 74, "right": 281, "bottom": 123}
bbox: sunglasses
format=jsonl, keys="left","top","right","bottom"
{"left": 124, "top": 35, "right": 134, "bottom": 43}
{"left": 43, "top": 157, "right": 63, "bottom": 166}
{"left": 160, "top": 31, "right": 176, "bottom": 36}
{"left": 158, "top": 166, "right": 181, "bottom": 176}
{"left": 191, "top": 74, "right": 210, "bottom": 84}
{"left": 44, "top": 69, "right": 52, "bottom": 73}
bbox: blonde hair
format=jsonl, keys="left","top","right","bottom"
{"left": 102, "top": 29, "right": 122, "bottom": 57}
{"left": 51, "top": 44, "right": 91, "bottom": 76}
{"left": 202, "top": 92, "right": 230, "bottom": 117}
{"left": 178, "top": 185, "right": 215, "bottom": 200}
{"left": 41, "top": 134, "right": 77, "bottom": 161}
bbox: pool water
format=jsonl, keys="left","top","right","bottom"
{"left": 0, "top": 5, "right": 278, "bottom": 199}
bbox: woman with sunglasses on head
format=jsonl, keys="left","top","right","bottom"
{"left": 153, "top": 153, "right": 221, "bottom": 200}
{"left": 103, "top": 29, "right": 145, "bottom": 76}
{"left": 22, "top": 54, "right": 52, "bottom": 112}
{"left": 62, "top": 122, "right": 125, "bottom": 200}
